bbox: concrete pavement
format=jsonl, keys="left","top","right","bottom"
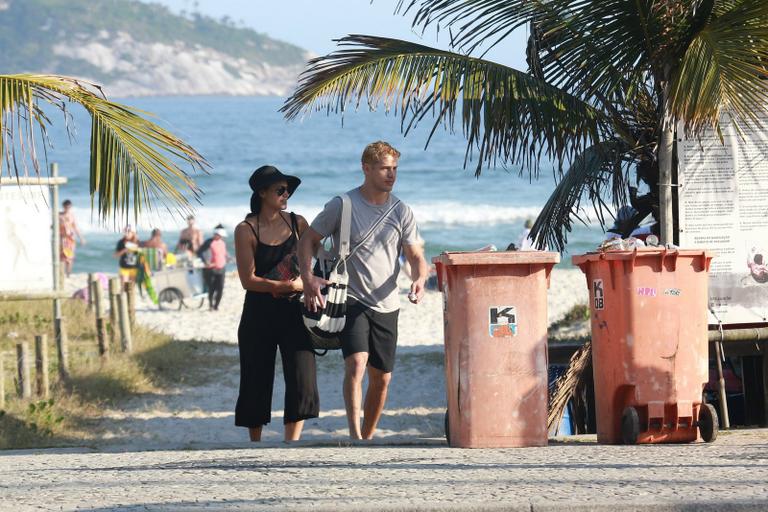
{"left": 2, "top": 429, "right": 767, "bottom": 511}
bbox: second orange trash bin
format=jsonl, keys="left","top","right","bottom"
{"left": 434, "top": 251, "right": 560, "bottom": 448}
{"left": 573, "top": 247, "right": 718, "bottom": 444}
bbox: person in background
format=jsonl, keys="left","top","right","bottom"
{"left": 516, "top": 218, "right": 536, "bottom": 251}
{"left": 114, "top": 225, "right": 140, "bottom": 283}
{"left": 59, "top": 199, "right": 85, "bottom": 277}
{"left": 143, "top": 228, "right": 168, "bottom": 253}
{"left": 205, "top": 226, "right": 228, "bottom": 311}
{"left": 604, "top": 206, "right": 639, "bottom": 241}
{"left": 197, "top": 223, "right": 223, "bottom": 300}
{"left": 176, "top": 215, "right": 203, "bottom": 253}
{"left": 141, "top": 228, "right": 168, "bottom": 269}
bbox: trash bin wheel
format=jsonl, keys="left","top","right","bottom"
{"left": 444, "top": 410, "right": 450, "bottom": 445}
{"left": 158, "top": 288, "right": 183, "bottom": 311}
{"left": 698, "top": 403, "right": 718, "bottom": 443}
{"left": 621, "top": 406, "right": 640, "bottom": 445}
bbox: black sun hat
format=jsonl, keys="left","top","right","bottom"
{"left": 248, "top": 165, "right": 301, "bottom": 195}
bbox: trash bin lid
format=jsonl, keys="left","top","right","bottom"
{"left": 571, "top": 247, "right": 713, "bottom": 265}
{"left": 432, "top": 251, "right": 560, "bottom": 266}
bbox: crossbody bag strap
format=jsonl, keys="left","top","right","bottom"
{"left": 289, "top": 211, "right": 300, "bottom": 240}
{"left": 338, "top": 194, "right": 352, "bottom": 259}
{"left": 343, "top": 198, "right": 401, "bottom": 263}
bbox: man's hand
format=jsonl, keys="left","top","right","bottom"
{"left": 403, "top": 241, "right": 428, "bottom": 305}
{"left": 408, "top": 279, "right": 425, "bottom": 304}
{"left": 302, "top": 273, "right": 329, "bottom": 312}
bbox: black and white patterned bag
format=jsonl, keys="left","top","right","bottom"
{"left": 302, "top": 194, "right": 400, "bottom": 354}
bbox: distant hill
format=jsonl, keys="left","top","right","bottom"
{"left": 0, "top": 0, "right": 311, "bottom": 96}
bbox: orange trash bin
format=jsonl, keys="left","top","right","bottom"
{"left": 434, "top": 251, "right": 560, "bottom": 448}
{"left": 572, "top": 248, "right": 718, "bottom": 444}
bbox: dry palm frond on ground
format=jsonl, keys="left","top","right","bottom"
{"left": 548, "top": 340, "right": 592, "bottom": 433}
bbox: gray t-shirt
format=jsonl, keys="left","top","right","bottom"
{"left": 310, "top": 187, "right": 421, "bottom": 313}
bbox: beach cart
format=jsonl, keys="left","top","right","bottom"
{"left": 152, "top": 266, "right": 206, "bottom": 310}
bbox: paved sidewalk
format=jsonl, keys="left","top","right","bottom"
{"left": 2, "top": 430, "right": 767, "bottom": 511}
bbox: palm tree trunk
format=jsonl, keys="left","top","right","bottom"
{"left": 658, "top": 96, "right": 675, "bottom": 245}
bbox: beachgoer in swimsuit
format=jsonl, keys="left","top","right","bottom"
{"left": 141, "top": 228, "right": 168, "bottom": 270}
{"left": 59, "top": 199, "right": 85, "bottom": 277}
{"left": 176, "top": 215, "right": 203, "bottom": 253}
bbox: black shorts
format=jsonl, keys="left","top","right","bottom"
{"left": 340, "top": 298, "right": 399, "bottom": 373}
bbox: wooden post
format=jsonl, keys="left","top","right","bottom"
{"left": 35, "top": 335, "right": 50, "bottom": 398}
{"left": 87, "top": 273, "right": 96, "bottom": 312}
{"left": 16, "top": 342, "right": 32, "bottom": 399}
{"left": 109, "top": 278, "right": 120, "bottom": 348}
{"left": 54, "top": 317, "right": 70, "bottom": 380}
{"left": 0, "top": 353, "right": 5, "bottom": 409}
{"left": 50, "top": 162, "right": 70, "bottom": 380}
{"left": 118, "top": 289, "right": 133, "bottom": 353}
{"left": 124, "top": 281, "right": 136, "bottom": 328}
{"left": 93, "top": 280, "right": 108, "bottom": 358}
{"left": 715, "top": 341, "right": 731, "bottom": 430}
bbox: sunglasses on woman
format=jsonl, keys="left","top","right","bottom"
{"left": 274, "top": 186, "right": 291, "bottom": 197}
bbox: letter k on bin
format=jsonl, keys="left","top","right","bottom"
{"left": 489, "top": 306, "right": 517, "bottom": 337}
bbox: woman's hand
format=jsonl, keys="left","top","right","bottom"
{"left": 272, "top": 278, "right": 303, "bottom": 298}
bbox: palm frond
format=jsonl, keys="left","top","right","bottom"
{"left": 668, "top": 1, "right": 768, "bottom": 134}
{"left": 530, "top": 139, "right": 632, "bottom": 252}
{"left": 282, "top": 35, "right": 605, "bottom": 175}
{"left": 0, "top": 74, "right": 208, "bottom": 224}
{"left": 396, "top": 0, "right": 549, "bottom": 56}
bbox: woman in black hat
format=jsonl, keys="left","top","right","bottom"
{"left": 233, "top": 165, "right": 319, "bottom": 441}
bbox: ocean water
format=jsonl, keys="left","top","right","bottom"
{"left": 36, "top": 96, "right": 603, "bottom": 273}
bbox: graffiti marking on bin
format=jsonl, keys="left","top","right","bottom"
{"left": 489, "top": 306, "right": 517, "bottom": 338}
{"left": 593, "top": 279, "right": 605, "bottom": 310}
{"left": 664, "top": 288, "right": 682, "bottom": 297}
{"left": 637, "top": 287, "right": 657, "bottom": 297}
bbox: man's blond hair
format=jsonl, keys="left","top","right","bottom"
{"left": 361, "top": 141, "right": 401, "bottom": 166}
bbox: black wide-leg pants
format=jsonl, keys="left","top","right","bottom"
{"left": 235, "top": 294, "right": 319, "bottom": 427}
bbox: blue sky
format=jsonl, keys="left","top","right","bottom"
{"left": 141, "top": 0, "right": 528, "bottom": 69}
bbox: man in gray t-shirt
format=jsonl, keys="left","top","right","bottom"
{"left": 299, "top": 141, "right": 428, "bottom": 440}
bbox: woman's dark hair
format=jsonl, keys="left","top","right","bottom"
{"left": 250, "top": 192, "right": 261, "bottom": 214}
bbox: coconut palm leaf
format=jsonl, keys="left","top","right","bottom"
{"left": 396, "top": 0, "right": 551, "bottom": 56}
{"left": 282, "top": 35, "right": 606, "bottom": 175}
{"left": 397, "top": 0, "right": 657, "bottom": 99}
{"left": 530, "top": 139, "right": 632, "bottom": 251}
{"left": 0, "top": 74, "right": 208, "bottom": 224}
{"left": 668, "top": 1, "right": 768, "bottom": 134}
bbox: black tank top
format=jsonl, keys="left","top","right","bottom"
{"left": 241, "top": 212, "right": 299, "bottom": 280}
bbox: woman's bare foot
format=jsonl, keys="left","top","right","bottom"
{"left": 284, "top": 420, "right": 305, "bottom": 442}
{"left": 248, "top": 427, "right": 262, "bottom": 442}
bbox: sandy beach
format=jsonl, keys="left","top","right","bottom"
{"left": 65, "top": 268, "right": 589, "bottom": 347}
{"left": 58, "top": 268, "right": 589, "bottom": 449}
